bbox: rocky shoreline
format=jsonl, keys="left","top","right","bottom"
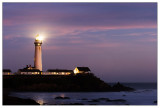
{"left": 3, "top": 88, "right": 39, "bottom": 105}
{"left": 3, "top": 74, "right": 134, "bottom": 105}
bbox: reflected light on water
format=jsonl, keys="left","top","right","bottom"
{"left": 60, "top": 94, "right": 65, "bottom": 98}
{"left": 37, "top": 99, "right": 45, "bottom": 105}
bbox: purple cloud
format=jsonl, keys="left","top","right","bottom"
{"left": 3, "top": 3, "right": 157, "bottom": 82}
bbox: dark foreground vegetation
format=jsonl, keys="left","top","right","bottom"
{"left": 3, "top": 74, "right": 134, "bottom": 92}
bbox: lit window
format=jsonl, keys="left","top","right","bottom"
{"left": 74, "top": 68, "right": 79, "bottom": 74}
{"left": 67, "top": 72, "right": 70, "bottom": 75}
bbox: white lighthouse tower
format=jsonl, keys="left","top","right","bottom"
{"left": 34, "top": 34, "right": 43, "bottom": 71}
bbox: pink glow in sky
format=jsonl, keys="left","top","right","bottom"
{"left": 3, "top": 3, "right": 157, "bottom": 82}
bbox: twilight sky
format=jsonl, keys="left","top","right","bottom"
{"left": 3, "top": 3, "right": 157, "bottom": 82}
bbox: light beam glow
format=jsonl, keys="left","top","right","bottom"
{"left": 36, "top": 34, "right": 43, "bottom": 41}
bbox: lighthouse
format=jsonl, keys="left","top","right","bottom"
{"left": 34, "top": 34, "right": 43, "bottom": 71}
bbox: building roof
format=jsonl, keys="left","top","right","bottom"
{"left": 47, "top": 69, "right": 73, "bottom": 72}
{"left": 76, "top": 67, "right": 90, "bottom": 71}
{"left": 3, "top": 69, "right": 11, "bottom": 72}
{"left": 19, "top": 69, "right": 41, "bottom": 72}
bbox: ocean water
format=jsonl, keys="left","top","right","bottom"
{"left": 9, "top": 83, "right": 157, "bottom": 105}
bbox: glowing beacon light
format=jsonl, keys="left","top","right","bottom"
{"left": 35, "top": 34, "right": 43, "bottom": 41}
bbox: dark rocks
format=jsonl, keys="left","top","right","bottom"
{"left": 55, "top": 96, "right": 70, "bottom": 99}
{"left": 86, "top": 97, "right": 127, "bottom": 103}
{"left": 80, "top": 98, "right": 88, "bottom": 100}
{"left": 153, "top": 100, "right": 157, "bottom": 104}
{"left": 3, "top": 96, "right": 39, "bottom": 105}
{"left": 61, "top": 103, "right": 84, "bottom": 105}
{"left": 106, "top": 99, "right": 126, "bottom": 102}
{"left": 63, "top": 97, "right": 70, "bottom": 99}
{"left": 3, "top": 88, "right": 39, "bottom": 105}
{"left": 88, "top": 99, "right": 100, "bottom": 102}
{"left": 69, "top": 103, "right": 84, "bottom": 105}
{"left": 112, "top": 82, "right": 134, "bottom": 91}
{"left": 98, "top": 98, "right": 109, "bottom": 101}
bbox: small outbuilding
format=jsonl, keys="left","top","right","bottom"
{"left": 74, "top": 67, "right": 91, "bottom": 74}
{"left": 3, "top": 69, "right": 12, "bottom": 75}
